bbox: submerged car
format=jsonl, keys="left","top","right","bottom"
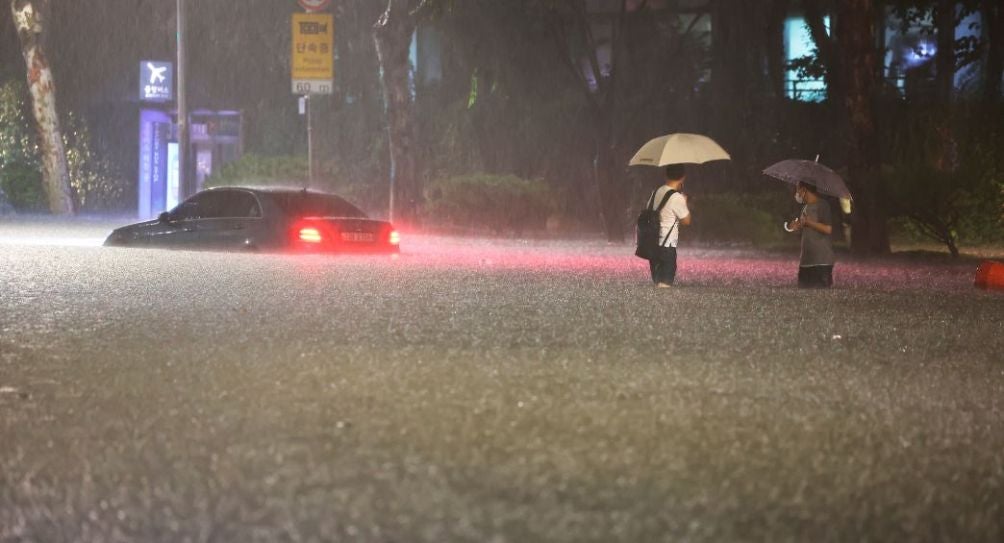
{"left": 104, "top": 187, "right": 400, "bottom": 253}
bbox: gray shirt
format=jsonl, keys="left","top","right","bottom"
{"left": 800, "top": 201, "right": 835, "bottom": 266}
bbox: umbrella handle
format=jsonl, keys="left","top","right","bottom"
{"left": 783, "top": 221, "right": 796, "bottom": 233}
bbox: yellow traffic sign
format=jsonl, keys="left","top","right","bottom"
{"left": 291, "top": 12, "right": 333, "bottom": 94}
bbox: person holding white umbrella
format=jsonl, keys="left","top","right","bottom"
{"left": 643, "top": 164, "right": 692, "bottom": 287}
{"left": 630, "top": 133, "right": 730, "bottom": 288}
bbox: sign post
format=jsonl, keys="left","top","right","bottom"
{"left": 292, "top": 10, "right": 333, "bottom": 187}
{"left": 291, "top": 12, "right": 334, "bottom": 95}
{"left": 306, "top": 95, "right": 313, "bottom": 187}
{"left": 177, "top": 0, "right": 189, "bottom": 199}
{"left": 138, "top": 62, "right": 175, "bottom": 218}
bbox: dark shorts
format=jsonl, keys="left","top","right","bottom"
{"left": 649, "top": 247, "right": 677, "bottom": 284}
{"left": 798, "top": 265, "right": 834, "bottom": 288}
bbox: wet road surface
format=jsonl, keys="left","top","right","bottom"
{"left": 1, "top": 219, "right": 1002, "bottom": 542}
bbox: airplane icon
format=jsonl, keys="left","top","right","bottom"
{"left": 147, "top": 63, "right": 167, "bottom": 84}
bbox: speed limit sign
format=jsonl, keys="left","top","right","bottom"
{"left": 297, "top": 0, "right": 330, "bottom": 12}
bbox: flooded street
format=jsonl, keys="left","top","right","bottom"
{"left": 1, "top": 220, "right": 1002, "bottom": 542}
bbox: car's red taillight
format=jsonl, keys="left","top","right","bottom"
{"left": 298, "top": 227, "right": 323, "bottom": 243}
{"left": 388, "top": 230, "right": 400, "bottom": 245}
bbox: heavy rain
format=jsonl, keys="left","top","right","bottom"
{"left": 2, "top": 1, "right": 1003, "bottom": 542}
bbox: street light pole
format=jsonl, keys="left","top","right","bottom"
{"left": 177, "top": 0, "right": 189, "bottom": 198}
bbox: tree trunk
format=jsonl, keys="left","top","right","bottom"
{"left": 710, "top": 0, "right": 749, "bottom": 172}
{"left": 711, "top": 0, "right": 778, "bottom": 189}
{"left": 596, "top": 1, "right": 628, "bottom": 243}
{"left": 836, "top": 0, "right": 889, "bottom": 255}
{"left": 935, "top": 0, "right": 955, "bottom": 103}
{"left": 550, "top": 0, "right": 628, "bottom": 242}
{"left": 373, "top": 0, "right": 419, "bottom": 225}
{"left": 765, "top": 0, "right": 789, "bottom": 99}
{"left": 10, "top": 0, "right": 74, "bottom": 215}
{"left": 802, "top": 0, "right": 851, "bottom": 168}
{"left": 945, "top": 228, "right": 960, "bottom": 257}
{"left": 984, "top": 0, "right": 1003, "bottom": 102}
{"left": 593, "top": 112, "right": 626, "bottom": 242}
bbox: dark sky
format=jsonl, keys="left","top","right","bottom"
{"left": 2, "top": 1, "right": 300, "bottom": 112}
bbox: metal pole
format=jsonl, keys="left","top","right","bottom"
{"left": 176, "top": 0, "right": 189, "bottom": 198}
{"left": 306, "top": 95, "right": 313, "bottom": 188}
{"left": 388, "top": 156, "right": 395, "bottom": 223}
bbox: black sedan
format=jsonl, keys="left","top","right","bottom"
{"left": 104, "top": 187, "right": 400, "bottom": 253}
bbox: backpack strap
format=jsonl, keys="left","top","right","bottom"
{"left": 661, "top": 219, "right": 678, "bottom": 247}
{"left": 658, "top": 189, "right": 678, "bottom": 247}
{"left": 653, "top": 189, "right": 675, "bottom": 212}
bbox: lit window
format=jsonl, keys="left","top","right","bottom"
{"left": 785, "top": 16, "right": 829, "bottom": 102}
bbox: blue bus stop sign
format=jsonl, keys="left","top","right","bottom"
{"left": 140, "top": 61, "right": 173, "bottom": 103}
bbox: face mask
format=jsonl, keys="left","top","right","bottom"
{"left": 795, "top": 191, "right": 805, "bottom": 204}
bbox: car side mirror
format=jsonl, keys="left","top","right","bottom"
{"left": 158, "top": 211, "right": 172, "bottom": 223}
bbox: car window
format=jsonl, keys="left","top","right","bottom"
{"left": 273, "top": 193, "right": 366, "bottom": 218}
{"left": 218, "top": 191, "right": 261, "bottom": 218}
{"left": 172, "top": 191, "right": 261, "bottom": 220}
{"left": 172, "top": 192, "right": 223, "bottom": 220}
{"left": 172, "top": 199, "right": 199, "bottom": 220}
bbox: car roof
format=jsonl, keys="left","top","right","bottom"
{"left": 201, "top": 186, "right": 333, "bottom": 196}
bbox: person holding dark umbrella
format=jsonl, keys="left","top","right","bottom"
{"left": 763, "top": 158, "right": 849, "bottom": 289}
{"left": 788, "top": 182, "right": 835, "bottom": 288}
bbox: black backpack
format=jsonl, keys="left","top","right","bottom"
{"left": 634, "top": 188, "right": 676, "bottom": 260}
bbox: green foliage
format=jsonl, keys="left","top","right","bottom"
{"left": 423, "top": 173, "right": 557, "bottom": 235}
{"left": 203, "top": 154, "right": 308, "bottom": 187}
{"left": 0, "top": 81, "right": 44, "bottom": 211}
{"left": 245, "top": 106, "right": 306, "bottom": 157}
{"left": 0, "top": 160, "right": 45, "bottom": 211}
{"left": 956, "top": 131, "right": 1004, "bottom": 244}
{"left": 882, "top": 105, "right": 1004, "bottom": 254}
{"left": 203, "top": 153, "right": 388, "bottom": 216}
{"left": 0, "top": 82, "right": 33, "bottom": 165}
{"left": 788, "top": 52, "right": 827, "bottom": 81}
{"left": 685, "top": 193, "right": 790, "bottom": 247}
{"left": 0, "top": 80, "right": 125, "bottom": 212}
{"left": 884, "top": 164, "right": 966, "bottom": 254}
{"left": 417, "top": 1, "right": 595, "bottom": 184}
{"left": 63, "top": 113, "right": 125, "bottom": 212}
{"left": 319, "top": 159, "right": 389, "bottom": 215}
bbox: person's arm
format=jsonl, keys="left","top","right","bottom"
{"left": 799, "top": 211, "right": 832, "bottom": 235}
{"left": 673, "top": 194, "right": 692, "bottom": 226}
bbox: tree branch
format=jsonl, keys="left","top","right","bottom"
{"left": 545, "top": 5, "right": 602, "bottom": 114}
{"left": 802, "top": 0, "right": 840, "bottom": 96}
{"left": 573, "top": 0, "right": 608, "bottom": 99}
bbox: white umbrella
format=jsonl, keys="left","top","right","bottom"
{"left": 628, "top": 133, "right": 731, "bottom": 167}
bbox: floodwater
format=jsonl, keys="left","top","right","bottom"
{"left": 1, "top": 218, "right": 1002, "bottom": 542}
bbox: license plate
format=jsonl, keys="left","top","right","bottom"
{"left": 341, "top": 232, "right": 374, "bottom": 242}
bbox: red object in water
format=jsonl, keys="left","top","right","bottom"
{"left": 974, "top": 260, "right": 1004, "bottom": 290}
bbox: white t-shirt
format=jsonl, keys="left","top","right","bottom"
{"left": 652, "top": 185, "right": 690, "bottom": 248}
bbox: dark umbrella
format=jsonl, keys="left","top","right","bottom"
{"left": 762, "top": 158, "right": 853, "bottom": 200}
